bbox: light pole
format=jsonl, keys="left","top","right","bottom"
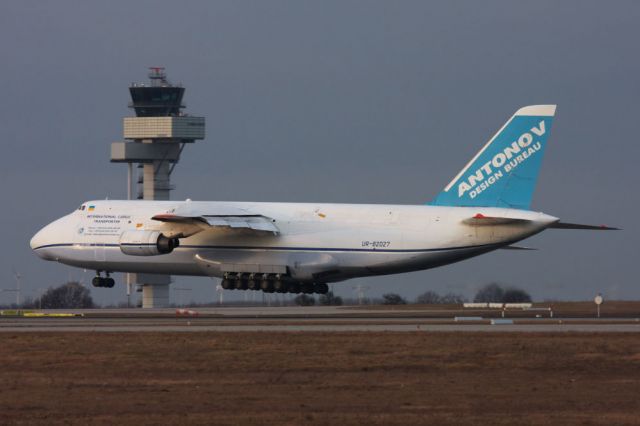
{"left": 2, "top": 269, "right": 22, "bottom": 308}
{"left": 352, "top": 284, "right": 369, "bottom": 305}
{"left": 13, "top": 269, "right": 21, "bottom": 307}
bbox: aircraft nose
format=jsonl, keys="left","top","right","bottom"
{"left": 30, "top": 220, "right": 62, "bottom": 260}
{"left": 31, "top": 227, "right": 46, "bottom": 249}
{"left": 30, "top": 227, "right": 49, "bottom": 257}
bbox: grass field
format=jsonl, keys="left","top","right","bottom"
{"left": 1, "top": 332, "right": 640, "bottom": 425}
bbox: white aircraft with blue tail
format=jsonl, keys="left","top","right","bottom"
{"left": 31, "top": 105, "right": 617, "bottom": 294}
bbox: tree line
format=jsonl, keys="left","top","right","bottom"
{"left": 14, "top": 282, "right": 94, "bottom": 309}
{"left": 294, "top": 283, "right": 531, "bottom": 306}
{"left": 375, "top": 282, "right": 532, "bottom": 305}
{"left": 3, "top": 281, "right": 530, "bottom": 309}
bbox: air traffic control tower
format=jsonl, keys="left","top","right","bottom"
{"left": 111, "top": 68, "right": 205, "bottom": 308}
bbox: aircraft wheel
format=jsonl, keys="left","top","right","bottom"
{"left": 273, "top": 281, "right": 287, "bottom": 293}
{"left": 247, "top": 279, "right": 259, "bottom": 290}
{"left": 314, "top": 283, "right": 329, "bottom": 294}
{"left": 301, "top": 283, "right": 314, "bottom": 294}
{"left": 104, "top": 278, "right": 115, "bottom": 288}
{"left": 92, "top": 277, "right": 103, "bottom": 287}
{"left": 287, "top": 282, "right": 300, "bottom": 294}
{"left": 260, "top": 280, "right": 274, "bottom": 292}
{"left": 235, "top": 280, "right": 248, "bottom": 290}
{"left": 221, "top": 279, "right": 233, "bottom": 290}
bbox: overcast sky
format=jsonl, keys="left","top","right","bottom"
{"left": 1, "top": 1, "right": 637, "bottom": 306}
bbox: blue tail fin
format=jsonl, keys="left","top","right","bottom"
{"left": 429, "top": 105, "right": 556, "bottom": 210}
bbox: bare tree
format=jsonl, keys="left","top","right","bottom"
{"left": 415, "top": 291, "right": 441, "bottom": 304}
{"left": 415, "top": 291, "right": 466, "bottom": 304}
{"left": 474, "top": 283, "right": 531, "bottom": 303}
{"left": 439, "top": 292, "right": 467, "bottom": 304}
{"left": 382, "top": 293, "right": 407, "bottom": 305}
{"left": 473, "top": 283, "right": 505, "bottom": 303}
{"left": 40, "top": 282, "right": 94, "bottom": 309}
{"left": 502, "top": 288, "right": 532, "bottom": 303}
{"left": 319, "top": 291, "right": 343, "bottom": 306}
{"left": 294, "top": 294, "right": 316, "bottom": 306}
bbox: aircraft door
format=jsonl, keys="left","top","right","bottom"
{"left": 78, "top": 209, "right": 106, "bottom": 262}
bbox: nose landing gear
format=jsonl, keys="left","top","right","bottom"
{"left": 92, "top": 271, "right": 115, "bottom": 288}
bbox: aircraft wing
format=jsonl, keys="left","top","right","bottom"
{"left": 152, "top": 205, "right": 280, "bottom": 235}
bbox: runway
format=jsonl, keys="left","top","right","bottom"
{"left": 2, "top": 305, "right": 640, "bottom": 332}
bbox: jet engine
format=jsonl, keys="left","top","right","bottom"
{"left": 119, "top": 230, "right": 179, "bottom": 256}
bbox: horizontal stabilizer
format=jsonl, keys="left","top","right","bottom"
{"left": 549, "top": 222, "right": 620, "bottom": 231}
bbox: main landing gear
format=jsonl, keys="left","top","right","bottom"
{"left": 220, "top": 273, "right": 329, "bottom": 295}
{"left": 92, "top": 271, "right": 115, "bottom": 288}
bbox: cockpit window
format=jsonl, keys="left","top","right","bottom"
{"left": 78, "top": 205, "right": 86, "bottom": 211}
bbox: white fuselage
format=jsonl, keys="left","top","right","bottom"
{"left": 31, "top": 200, "right": 557, "bottom": 284}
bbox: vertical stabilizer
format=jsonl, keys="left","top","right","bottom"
{"left": 429, "top": 105, "right": 556, "bottom": 210}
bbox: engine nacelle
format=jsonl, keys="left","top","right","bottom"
{"left": 119, "top": 230, "right": 179, "bottom": 256}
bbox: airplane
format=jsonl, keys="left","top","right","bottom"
{"left": 30, "top": 105, "right": 617, "bottom": 295}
